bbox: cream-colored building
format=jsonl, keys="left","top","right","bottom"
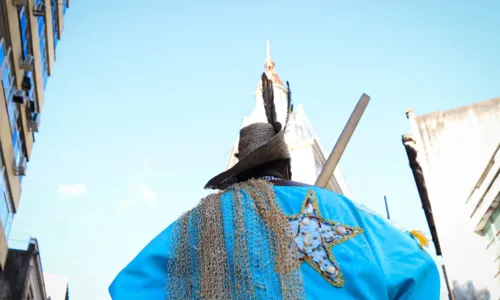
{"left": 0, "top": 0, "right": 70, "bottom": 269}
{"left": 226, "top": 42, "right": 353, "bottom": 197}
{"left": 403, "top": 98, "right": 500, "bottom": 299}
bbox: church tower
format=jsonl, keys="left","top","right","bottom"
{"left": 227, "top": 41, "right": 353, "bottom": 198}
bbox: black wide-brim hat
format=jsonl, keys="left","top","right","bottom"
{"left": 204, "top": 122, "right": 290, "bottom": 190}
{"left": 204, "top": 72, "right": 293, "bottom": 190}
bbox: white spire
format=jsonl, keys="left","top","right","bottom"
{"left": 263, "top": 40, "right": 283, "bottom": 86}
{"left": 266, "top": 40, "right": 271, "bottom": 59}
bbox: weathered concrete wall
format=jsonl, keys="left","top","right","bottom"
{"left": 0, "top": 248, "right": 31, "bottom": 300}
{"left": 412, "top": 98, "right": 500, "bottom": 298}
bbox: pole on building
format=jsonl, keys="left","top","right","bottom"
{"left": 442, "top": 264, "right": 455, "bottom": 300}
{"left": 384, "top": 195, "right": 391, "bottom": 220}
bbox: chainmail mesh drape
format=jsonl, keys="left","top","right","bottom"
{"left": 166, "top": 179, "right": 305, "bottom": 299}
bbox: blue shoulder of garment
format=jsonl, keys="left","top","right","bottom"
{"left": 273, "top": 186, "right": 441, "bottom": 299}
{"left": 108, "top": 223, "right": 175, "bottom": 299}
{"left": 109, "top": 185, "right": 441, "bottom": 300}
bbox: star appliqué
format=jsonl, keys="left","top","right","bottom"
{"left": 288, "top": 190, "right": 363, "bottom": 287}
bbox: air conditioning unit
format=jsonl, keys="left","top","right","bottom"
{"left": 14, "top": 156, "right": 27, "bottom": 176}
{"left": 12, "top": 89, "right": 27, "bottom": 105}
{"left": 22, "top": 75, "right": 32, "bottom": 91}
{"left": 12, "top": 0, "right": 26, "bottom": 6}
{"left": 29, "top": 113, "right": 40, "bottom": 132}
{"left": 20, "top": 55, "right": 34, "bottom": 72}
{"left": 33, "top": 3, "right": 45, "bottom": 16}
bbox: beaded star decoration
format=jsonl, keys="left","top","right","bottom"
{"left": 289, "top": 190, "right": 363, "bottom": 287}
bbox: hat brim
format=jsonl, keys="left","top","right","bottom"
{"left": 204, "top": 128, "right": 290, "bottom": 190}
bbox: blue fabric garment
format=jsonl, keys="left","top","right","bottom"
{"left": 109, "top": 185, "right": 441, "bottom": 299}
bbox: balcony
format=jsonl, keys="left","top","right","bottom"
{"left": 467, "top": 143, "right": 500, "bottom": 231}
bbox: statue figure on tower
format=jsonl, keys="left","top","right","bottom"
{"left": 264, "top": 40, "right": 284, "bottom": 86}
{"left": 251, "top": 41, "right": 290, "bottom": 130}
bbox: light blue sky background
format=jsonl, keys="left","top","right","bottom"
{"left": 8, "top": 1, "right": 500, "bottom": 299}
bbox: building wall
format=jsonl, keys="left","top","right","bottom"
{"left": 0, "top": 0, "right": 69, "bottom": 269}
{"left": 407, "top": 98, "right": 500, "bottom": 298}
{"left": 468, "top": 145, "right": 500, "bottom": 287}
{"left": 0, "top": 238, "right": 47, "bottom": 300}
{"left": 288, "top": 139, "right": 317, "bottom": 185}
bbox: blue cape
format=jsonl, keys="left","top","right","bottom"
{"left": 109, "top": 185, "right": 440, "bottom": 299}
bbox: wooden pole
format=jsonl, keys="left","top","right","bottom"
{"left": 315, "top": 94, "right": 371, "bottom": 188}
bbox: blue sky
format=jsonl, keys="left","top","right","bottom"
{"left": 8, "top": 1, "right": 500, "bottom": 299}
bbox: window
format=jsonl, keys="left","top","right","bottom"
{"left": 14, "top": 11, "right": 35, "bottom": 102}
{"left": 294, "top": 124, "right": 304, "bottom": 142}
{"left": 483, "top": 205, "right": 500, "bottom": 276}
{"left": 17, "top": 8, "right": 36, "bottom": 108}
{"left": 492, "top": 208, "right": 500, "bottom": 261}
{"left": 15, "top": 115, "right": 26, "bottom": 162}
{"left": 37, "top": 14, "right": 49, "bottom": 88}
{"left": 1, "top": 49, "right": 17, "bottom": 133}
{"left": 492, "top": 207, "right": 500, "bottom": 233}
{"left": 18, "top": 7, "right": 30, "bottom": 59}
{"left": 0, "top": 38, "right": 5, "bottom": 68}
{"left": 26, "top": 283, "right": 34, "bottom": 300}
{"left": 1, "top": 53, "right": 13, "bottom": 98}
{"left": 12, "top": 128, "right": 26, "bottom": 180}
{"left": 315, "top": 157, "right": 323, "bottom": 178}
{"left": 26, "top": 71, "right": 35, "bottom": 104}
{"left": 485, "top": 221, "right": 495, "bottom": 241}
{"left": 0, "top": 155, "right": 14, "bottom": 239}
{"left": 51, "top": 0, "right": 59, "bottom": 48}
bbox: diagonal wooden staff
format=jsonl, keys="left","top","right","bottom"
{"left": 315, "top": 93, "right": 371, "bottom": 188}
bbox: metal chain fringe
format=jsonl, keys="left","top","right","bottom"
{"left": 166, "top": 180, "right": 305, "bottom": 299}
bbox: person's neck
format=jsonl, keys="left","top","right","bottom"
{"left": 239, "top": 168, "right": 287, "bottom": 182}
{"left": 237, "top": 163, "right": 290, "bottom": 182}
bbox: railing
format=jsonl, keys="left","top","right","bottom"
{"left": 7, "top": 231, "right": 32, "bottom": 251}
